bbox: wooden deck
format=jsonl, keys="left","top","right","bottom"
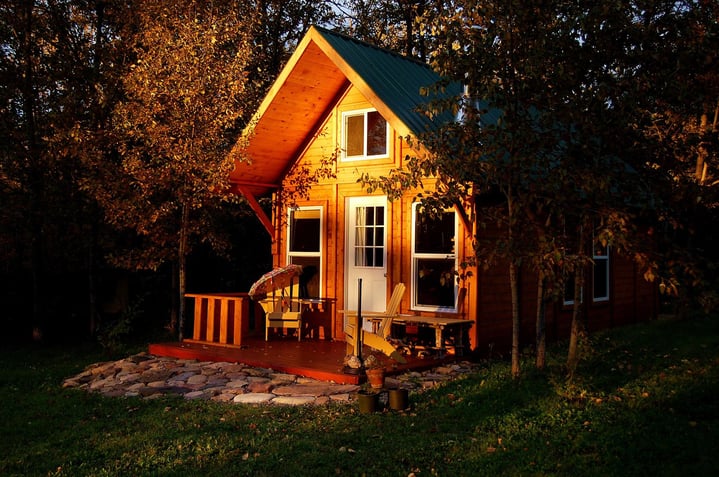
{"left": 149, "top": 336, "right": 460, "bottom": 385}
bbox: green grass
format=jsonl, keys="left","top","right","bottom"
{"left": 1, "top": 315, "right": 718, "bottom": 476}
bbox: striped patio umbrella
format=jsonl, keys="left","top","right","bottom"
{"left": 248, "top": 264, "right": 303, "bottom": 300}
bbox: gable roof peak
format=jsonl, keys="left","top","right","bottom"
{"left": 229, "top": 26, "right": 461, "bottom": 198}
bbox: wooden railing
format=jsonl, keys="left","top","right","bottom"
{"left": 184, "top": 293, "right": 253, "bottom": 348}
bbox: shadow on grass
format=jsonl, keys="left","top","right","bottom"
{"left": 1, "top": 314, "right": 718, "bottom": 476}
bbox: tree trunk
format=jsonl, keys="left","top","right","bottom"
{"left": 507, "top": 187, "right": 521, "bottom": 378}
{"left": 88, "top": 224, "right": 98, "bottom": 337}
{"left": 695, "top": 98, "right": 719, "bottom": 184}
{"left": 177, "top": 202, "right": 189, "bottom": 341}
{"left": 21, "top": 3, "right": 45, "bottom": 341}
{"left": 87, "top": 0, "right": 105, "bottom": 339}
{"left": 567, "top": 223, "right": 588, "bottom": 377}
{"left": 696, "top": 113, "right": 708, "bottom": 183}
{"left": 535, "top": 271, "right": 546, "bottom": 370}
{"left": 510, "top": 260, "right": 521, "bottom": 378}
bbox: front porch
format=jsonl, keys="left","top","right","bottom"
{"left": 148, "top": 292, "right": 468, "bottom": 385}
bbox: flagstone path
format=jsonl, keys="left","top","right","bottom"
{"left": 62, "top": 352, "right": 481, "bottom": 406}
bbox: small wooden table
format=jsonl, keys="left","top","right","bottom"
{"left": 392, "top": 315, "right": 473, "bottom": 356}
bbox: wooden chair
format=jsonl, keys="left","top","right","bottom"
{"left": 259, "top": 282, "right": 303, "bottom": 341}
{"left": 344, "top": 283, "right": 407, "bottom": 363}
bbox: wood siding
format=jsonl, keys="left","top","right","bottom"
{"left": 472, "top": 249, "right": 658, "bottom": 356}
{"left": 273, "top": 83, "right": 657, "bottom": 354}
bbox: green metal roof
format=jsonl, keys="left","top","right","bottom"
{"left": 314, "top": 26, "right": 462, "bottom": 136}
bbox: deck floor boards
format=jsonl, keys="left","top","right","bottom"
{"left": 149, "top": 337, "right": 458, "bottom": 385}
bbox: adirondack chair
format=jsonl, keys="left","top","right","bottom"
{"left": 344, "top": 283, "right": 407, "bottom": 363}
{"left": 259, "top": 282, "right": 303, "bottom": 341}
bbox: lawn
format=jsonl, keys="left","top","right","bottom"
{"left": 1, "top": 314, "right": 718, "bottom": 476}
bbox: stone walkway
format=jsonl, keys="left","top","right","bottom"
{"left": 62, "top": 352, "right": 481, "bottom": 406}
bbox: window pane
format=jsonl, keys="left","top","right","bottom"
{"left": 564, "top": 272, "right": 576, "bottom": 304}
{"left": 364, "top": 206, "right": 375, "bottom": 226}
{"left": 287, "top": 208, "right": 322, "bottom": 298}
{"left": 375, "top": 228, "right": 383, "bottom": 246}
{"left": 354, "top": 247, "right": 365, "bottom": 267}
{"left": 289, "top": 210, "right": 320, "bottom": 253}
{"left": 364, "top": 226, "right": 374, "bottom": 246}
{"left": 374, "top": 248, "right": 384, "bottom": 267}
{"left": 415, "top": 210, "right": 455, "bottom": 254}
{"left": 365, "top": 248, "right": 375, "bottom": 266}
{"left": 346, "top": 114, "right": 364, "bottom": 156}
{"left": 366, "top": 111, "right": 387, "bottom": 156}
{"left": 593, "top": 258, "right": 608, "bottom": 299}
{"left": 416, "top": 258, "right": 455, "bottom": 307}
{"left": 289, "top": 257, "right": 320, "bottom": 298}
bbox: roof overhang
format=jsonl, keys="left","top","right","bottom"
{"left": 232, "top": 31, "right": 338, "bottom": 195}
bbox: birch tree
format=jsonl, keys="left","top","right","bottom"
{"left": 106, "top": 0, "right": 255, "bottom": 339}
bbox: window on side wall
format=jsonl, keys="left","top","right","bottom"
{"left": 593, "top": 242, "right": 610, "bottom": 302}
{"left": 411, "top": 204, "right": 458, "bottom": 311}
{"left": 341, "top": 109, "right": 388, "bottom": 161}
{"left": 562, "top": 237, "right": 611, "bottom": 305}
{"left": 287, "top": 207, "right": 322, "bottom": 299}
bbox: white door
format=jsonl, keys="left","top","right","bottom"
{"left": 346, "top": 196, "right": 387, "bottom": 325}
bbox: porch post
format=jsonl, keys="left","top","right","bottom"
{"left": 356, "top": 279, "right": 363, "bottom": 361}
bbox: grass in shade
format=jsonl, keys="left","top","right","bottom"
{"left": 1, "top": 314, "right": 717, "bottom": 476}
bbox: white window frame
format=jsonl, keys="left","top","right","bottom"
{"left": 410, "top": 203, "right": 459, "bottom": 312}
{"left": 286, "top": 206, "right": 323, "bottom": 298}
{"left": 341, "top": 108, "right": 389, "bottom": 161}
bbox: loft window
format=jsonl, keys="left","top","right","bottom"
{"left": 342, "top": 109, "right": 389, "bottom": 160}
{"left": 287, "top": 207, "right": 322, "bottom": 299}
{"left": 411, "top": 204, "right": 458, "bottom": 310}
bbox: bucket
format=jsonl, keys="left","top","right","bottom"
{"left": 365, "top": 368, "right": 386, "bottom": 389}
{"left": 388, "top": 388, "right": 409, "bottom": 411}
{"left": 357, "top": 390, "right": 379, "bottom": 414}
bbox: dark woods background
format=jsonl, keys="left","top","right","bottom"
{"left": 1, "top": 0, "right": 717, "bottom": 347}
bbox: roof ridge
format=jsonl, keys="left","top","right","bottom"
{"left": 311, "top": 24, "right": 434, "bottom": 70}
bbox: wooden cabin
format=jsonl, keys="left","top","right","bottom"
{"left": 226, "top": 26, "right": 658, "bottom": 357}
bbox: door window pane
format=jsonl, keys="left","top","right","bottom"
{"left": 354, "top": 206, "right": 384, "bottom": 268}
